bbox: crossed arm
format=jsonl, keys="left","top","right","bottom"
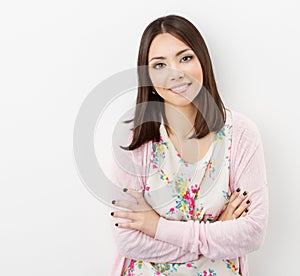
{"left": 153, "top": 138, "right": 268, "bottom": 260}
{"left": 109, "top": 155, "right": 199, "bottom": 263}
{"left": 109, "top": 117, "right": 268, "bottom": 261}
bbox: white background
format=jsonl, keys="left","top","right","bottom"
{"left": 1, "top": 0, "right": 299, "bottom": 275}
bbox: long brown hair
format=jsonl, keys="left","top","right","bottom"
{"left": 122, "top": 14, "right": 226, "bottom": 151}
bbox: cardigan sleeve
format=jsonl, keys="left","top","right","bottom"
{"left": 109, "top": 132, "right": 200, "bottom": 263}
{"left": 154, "top": 111, "right": 269, "bottom": 260}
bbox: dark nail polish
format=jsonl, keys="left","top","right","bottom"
{"left": 111, "top": 212, "right": 114, "bottom": 216}
{"left": 112, "top": 200, "right": 116, "bottom": 205}
{"left": 246, "top": 200, "right": 250, "bottom": 204}
{"left": 245, "top": 208, "right": 249, "bottom": 213}
{"left": 243, "top": 191, "right": 247, "bottom": 196}
{"left": 123, "top": 188, "right": 128, "bottom": 192}
{"left": 236, "top": 188, "right": 241, "bottom": 192}
{"left": 115, "top": 223, "right": 118, "bottom": 227}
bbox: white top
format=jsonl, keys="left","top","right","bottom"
{"left": 123, "top": 109, "right": 241, "bottom": 275}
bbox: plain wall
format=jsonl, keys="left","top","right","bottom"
{"left": 1, "top": 0, "right": 299, "bottom": 275}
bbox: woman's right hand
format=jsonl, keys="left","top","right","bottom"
{"left": 218, "top": 188, "right": 251, "bottom": 221}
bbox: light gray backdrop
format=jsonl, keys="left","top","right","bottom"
{"left": 0, "top": 0, "right": 299, "bottom": 275}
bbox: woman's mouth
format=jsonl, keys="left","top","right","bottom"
{"left": 168, "top": 83, "right": 191, "bottom": 94}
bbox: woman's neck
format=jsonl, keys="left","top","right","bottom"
{"left": 164, "top": 103, "right": 197, "bottom": 139}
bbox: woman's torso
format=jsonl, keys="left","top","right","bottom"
{"left": 123, "top": 109, "right": 240, "bottom": 276}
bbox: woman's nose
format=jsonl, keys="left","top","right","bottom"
{"left": 169, "top": 67, "right": 184, "bottom": 81}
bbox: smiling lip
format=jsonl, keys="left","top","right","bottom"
{"left": 169, "top": 83, "right": 191, "bottom": 94}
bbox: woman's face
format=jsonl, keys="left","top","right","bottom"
{"left": 148, "top": 33, "right": 203, "bottom": 107}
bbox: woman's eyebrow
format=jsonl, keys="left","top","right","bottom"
{"left": 149, "top": 48, "right": 192, "bottom": 62}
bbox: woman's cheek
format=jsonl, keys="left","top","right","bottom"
{"left": 149, "top": 69, "right": 170, "bottom": 89}
{"left": 188, "top": 63, "right": 204, "bottom": 85}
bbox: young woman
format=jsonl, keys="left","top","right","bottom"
{"left": 109, "top": 14, "right": 268, "bottom": 276}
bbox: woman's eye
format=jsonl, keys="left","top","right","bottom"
{"left": 180, "top": 55, "right": 193, "bottom": 62}
{"left": 153, "top": 63, "right": 165, "bottom": 70}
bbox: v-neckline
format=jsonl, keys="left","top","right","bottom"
{"left": 160, "top": 124, "right": 216, "bottom": 166}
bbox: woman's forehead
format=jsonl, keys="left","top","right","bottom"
{"left": 148, "top": 33, "right": 191, "bottom": 59}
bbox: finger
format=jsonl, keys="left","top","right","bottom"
{"left": 229, "top": 190, "right": 240, "bottom": 204}
{"left": 111, "top": 211, "right": 135, "bottom": 220}
{"left": 114, "top": 221, "right": 136, "bottom": 230}
{"left": 123, "top": 188, "right": 153, "bottom": 211}
{"left": 229, "top": 190, "right": 249, "bottom": 211}
{"left": 112, "top": 199, "right": 138, "bottom": 211}
{"left": 233, "top": 199, "right": 251, "bottom": 218}
{"left": 123, "top": 188, "right": 144, "bottom": 201}
{"left": 241, "top": 208, "right": 249, "bottom": 217}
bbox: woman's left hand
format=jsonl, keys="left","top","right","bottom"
{"left": 111, "top": 188, "right": 160, "bottom": 238}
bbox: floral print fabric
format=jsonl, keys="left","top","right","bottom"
{"left": 123, "top": 109, "right": 240, "bottom": 276}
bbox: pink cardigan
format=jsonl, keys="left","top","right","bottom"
{"left": 109, "top": 109, "right": 269, "bottom": 276}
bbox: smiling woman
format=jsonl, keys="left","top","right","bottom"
{"left": 109, "top": 14, "right": 268, "bottom": 276}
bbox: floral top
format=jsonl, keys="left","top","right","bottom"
{"left": 123, "top": 109, "right": 240, "bottom": 276}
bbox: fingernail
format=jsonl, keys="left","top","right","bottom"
{"left": 246, "top": 200, "right": 250, "bottom": 204}
{"left": 115, "top": 223, "right": 118, "bottom": 227}
{"left": 111, "top": 212, "right": 114, "bottom": 216}
{"left": 236, "top": 188, "right": 241, "bottom": 192}
{"left": 123, "top": 188, "right": 128, "bottom": 192}
{"left": 245, "top": 208, "right": 249, "bottom": 213}
{"left": 112, "top": 200, "right": 116, "bottom": 205}
{"left": 243, "top": 191, "right": 247, "bottom": 196}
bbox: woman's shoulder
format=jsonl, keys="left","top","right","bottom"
{"left": 228, "top": 108, "right": 262, "bottom": 144}
{"left": 226, "top": 109, "right": 267, "bottom": 191}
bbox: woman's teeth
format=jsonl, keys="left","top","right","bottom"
{"left": 170, "top": 84, "right": 190, "bottom": 93}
